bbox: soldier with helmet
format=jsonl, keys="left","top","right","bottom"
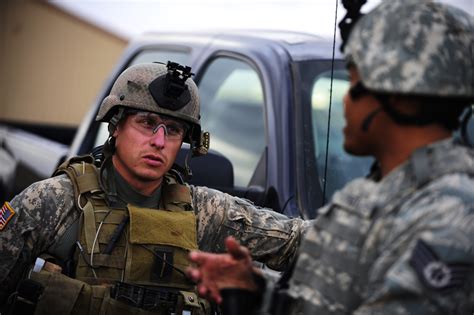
{"left": 187, "top": 0, "right": 474, "bottom": 314}
{"left": 0, "top": 62, "right": 310, "bottom": 314}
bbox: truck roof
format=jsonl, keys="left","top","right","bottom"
{"left": 128, "top": 30, "right": 343, "bottom": 62}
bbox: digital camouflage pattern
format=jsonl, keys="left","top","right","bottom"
{"left": 0, "top": 175, "right": 78, "bottom": 304}
{"left": 0, "top": 171, "right": 308, "bottom": 304}
{"left": 345, "top": 0, "right": 474, "bottom": 98}
{"left": 192, "top": 186, "right": 308, "bottom": 270}
{"left": 287, "top": 139, "right": 474, "bottom": 314}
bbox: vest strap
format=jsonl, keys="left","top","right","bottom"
{"left": 80, "top": 253, "right": 126, "bottom": 269}
{"left": 83, "top": 201, "right": 100, "bottom": 254}
{"left": 95, "top": 211, "right": 127, "bottom": 224}
{"left": 77, "top": 172, "right": 101, "bottom": 194}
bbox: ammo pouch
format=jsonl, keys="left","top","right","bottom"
{"left": 110, "top": 281, "right": 204, "bottom": 314}
{"left": 28, "top": 269, "right": 108, "bottom": 314}
{"left": 26, "top": 270, "right": 207, "bottom": 315}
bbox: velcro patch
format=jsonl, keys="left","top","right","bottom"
{"left": 0, "top": 202, "right": 15, "bottom": 231}
{"left": 151, "top": 247, "right": 174, "bottom": 280}
{"left": 409, "top": 239, "right": 470, "bottom": 291}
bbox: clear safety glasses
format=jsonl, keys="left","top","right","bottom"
{"left": 127, "top": 111, "right": 188, "bottom": 140}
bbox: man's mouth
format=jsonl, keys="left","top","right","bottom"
{"left": 143, "top": 154, "right": 164, "bottom": 166}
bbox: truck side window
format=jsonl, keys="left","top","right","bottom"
{"left": 311, "top": 70, "right": 372, "bottom": 199}
{"left": 198, "top": 57, "right": 265, "bottom": 187}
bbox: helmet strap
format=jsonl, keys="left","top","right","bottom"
{"left": 103, "top": 136, "right": 116, "bottom": 157}
{"left": 184, "top": 147, "right": 193, "bottom": 180}
{"left": 376, "top": 94, "right": 435, "bottom": 126}
{"left": 361, "top": 93, "right": 437, "bottom": 131}
{"left": 103, "top": 107, "right": 125, "bottom": 158}
{"left": 98, "top": 153, "right": 127, "bottom": 209}
{"left": 361, "top": 108, "right": 382, "bottom": 132}
{"left": 181, "top": 127, "right": 210, "bottom": 180}
{"left": 182, "top": 129, "right": 195, "bottom": 180}
{"left": 99, "top": 135, "right": 117, "bottom": 193}
{"left": 108, "top": 107, "right": 126, "bottom": 134}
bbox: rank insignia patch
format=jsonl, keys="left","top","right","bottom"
{"left": 409, "top": 239, "right": 470, "bottom": 291}
{"left": 0, "top": 202, "right": 15, "bottom": 231}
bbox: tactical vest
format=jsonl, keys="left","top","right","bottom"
{"left": 29, "top": 155, "right": 208, "bottom": 315}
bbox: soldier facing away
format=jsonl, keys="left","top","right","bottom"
{"left": 0, "top": 62, "right": 310, "bottom": 314}
{"left": 187, "top": 0, "right": 474, "bottom": 314}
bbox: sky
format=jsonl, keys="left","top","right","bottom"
{"left": 50, "top": 0, "right": 473, "bottom": 40}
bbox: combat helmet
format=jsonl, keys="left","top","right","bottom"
{"left": 96, "top": 62, "right": 209, "bottom": 156}
{"left": 344, "top": 0, "right": 474, "bottom": 99}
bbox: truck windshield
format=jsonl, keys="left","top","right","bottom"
{"left": 294, "top": 60, "right": 373, "bottom": 204}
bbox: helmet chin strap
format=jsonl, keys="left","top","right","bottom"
{"left": 361, "top": 108, "right": 382, "bottom": 132}
{"left": 183, "top": 131, "right": 195, "bottom": 180}
{"left": 98, "top": 139, "right": 127, "bottom": 209}
{"left": 184, "top": 148, "right": 193, "bottom": 180}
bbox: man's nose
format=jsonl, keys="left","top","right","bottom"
{"left": 150, "top": 125, "right": 167, "bottom": 148}
{"left": 343, "top": 92, "right": 349, "bottom": 111}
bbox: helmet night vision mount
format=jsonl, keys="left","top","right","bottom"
{"left": 149, "top": 61, "right": 194, "bottom": 111}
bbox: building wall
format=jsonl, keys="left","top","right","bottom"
{"left": 0, "top": 0, "right": 128, "bottom": 127}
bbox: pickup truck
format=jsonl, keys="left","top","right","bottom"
{"left": 2, "top": 30, "right": 375, "bottom": 219}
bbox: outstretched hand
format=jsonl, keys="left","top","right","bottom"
{"left": 187, "top": 236, "right": 258, "bottom": 304}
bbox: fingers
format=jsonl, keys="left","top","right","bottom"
{"left": 198, "top": 284, "right": 222, "bottom": 304}
{"left": 202, "top": 285, "right": 223, "bottom": 304}
{"left": 189, "top": 250, "right": 214, "bottom": 265}
{"left": 187, "top": 239, "right": 254, "bottom": 304}
{"left": 186, "top": 267, "right": 201, "bottom": 283}
{"left": 187, "top": 252, "right": 224, "bottom": 304}
{"left": 197, "top": 283, "right": 209, "bottom": 297}
{"left": 188, "top": 250, "right": 200, "bottom": 264}
{"left": 225, "top": 236, "right": 251, "bottom": 261}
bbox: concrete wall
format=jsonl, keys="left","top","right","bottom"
{"left": 0, "top": 0, "right": 128, "bottom": 127}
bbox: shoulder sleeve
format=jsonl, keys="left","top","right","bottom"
{"left": 355, "top": 174, "right": 474, "bottom": 315}
{"left": 0, "top": 174, "right": 77, "bottom": 302}
{"left": 190, "top": 185, "right": 312, "bottom": 271}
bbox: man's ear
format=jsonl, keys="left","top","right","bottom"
{"left": 111, "top": 121, "right": 122, "bottom": 138}
{"left": 107, "top": 120, "right": 120, "bottom": 138}
{"left": 389, "top": 95, "right": 421, "bottom": 115}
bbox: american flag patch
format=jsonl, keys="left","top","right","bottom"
{"left": 0, "top": 202, "right": 15, "bottom": 231}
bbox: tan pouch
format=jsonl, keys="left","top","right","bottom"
{"left": 126, "top": 206, "right": 197, "bottom": 287}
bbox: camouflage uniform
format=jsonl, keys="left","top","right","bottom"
{"left": 279, "top": 1, "right": 474, "bottom": 314}
{"left": 0, "top": 61, "right": 310, "bottom": 311}
{"left": 0, "top": 170, "right": 308, "bottom": 304}
{"left": 288, "top": 138, "right": 474, "bottom": 314}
